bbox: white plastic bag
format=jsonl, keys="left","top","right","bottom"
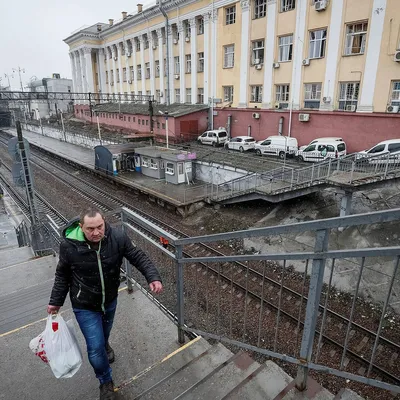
{"left": 29, "top": 314, "right": 82, "bottom": 378}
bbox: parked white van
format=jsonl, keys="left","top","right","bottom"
{"left": 357, "top": 139, "right": 400, "bottom": 160}
{"left": 296, "top": 141, "right": 347, "bottom": 162}
{"left": 299, "top": 137, "right": 344, "bottom": 151}
{"left": 254, "top": 136, "right": 298, "bottom": 159}
{"left": 197, "top": 129, "right": 228, "bottom": 146}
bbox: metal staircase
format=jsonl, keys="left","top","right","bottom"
{"left": 208, "top": 153, "right": 400, "bottom": 204}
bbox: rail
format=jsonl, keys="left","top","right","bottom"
{"left": 121, "top": 206, "right": 400, "bottom": 395}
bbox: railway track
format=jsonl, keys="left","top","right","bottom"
{"left": 0, "top": 133, "right": 399, "bottom": 392}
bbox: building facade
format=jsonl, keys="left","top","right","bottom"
{"left": 64, "top": 0, "right": 400, "bottom": 152}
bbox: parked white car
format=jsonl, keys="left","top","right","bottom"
{"left": 197, "top": 129, "right": 228, "bottom": 146}
{"left": 225, "top": 136, "right": 256, "bottom": 152}
{"left": 299, "top": 137, "right": 344, "bottom": 151}
{"left": 296, "top": 141, "right": 347, "bottom": 162}
{"left": 254, "top": 136, "right": 298, "bottom": 159}
{"left": 357, "top": 139, "right": 400, "bottom": 160}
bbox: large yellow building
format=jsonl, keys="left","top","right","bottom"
{"left": 65, "top": 0, "right": 400, "bottom": 113}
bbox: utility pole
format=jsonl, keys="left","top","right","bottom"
{"left": 60, "top": 111, "right": 67, "bottom": 142}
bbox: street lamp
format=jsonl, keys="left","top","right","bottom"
{"left": 60, "top": 111, "right": 67, "bottom": 142}
{"left": 36, "top": 108, "right": 43, "bottom": 135}
{"left": 95, "top": 111, "right": 102, "bottom": 145}
{"left": 158, "top": 110, "right": 169, "bottom": 149}
{"left": 12, "top": 67, "right": 25, "bottom": 92}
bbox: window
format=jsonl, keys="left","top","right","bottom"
{"left": 197, "top": 88, "right": 204, "bottom": 104}
{"left": 345, "top": 22, "right": 368, "bottom": 55}
{"left": 156, "top": 90, "right": 161, "bottom": 102}
{"left": 136, "top": 39, "right": 140, "bottom": 52}
{"left": 338, "top": 82, "right": 360, "bottom": 111}
{"left": 309, "top": 29, "right": 327, "bottom": 59}
{"left": 129, "top": 66, "right": 134, "bottom": 81}
{"left": 281, "top": 0, "right": 295, "bottom": 12}
{"left": 185, "top": 21, "right": 191, "bottom": 38}
{"left": 124, "top": 92, "right": 128, "bottom": 100}
{"left": 166, "top": 162, "right": 174, "bottom": 175}
{"left": 251, "top": 86, "right": 263, "bottom": 103}
{"left": 185, "top": 55, "right": 192, "bottom": 73}
{"left": 138, "top": 119, "right": 141, "bottom": 125}
{"left": 123, "top": 67, "right": 127, "bottom": 82}
{"left": 138, "top": 90, "right": 142, "bottom": 97}
{"left": 279, "top": 35, "right": 293, "bottom": 62}
{"left": 150, "top": 158, "right": 158, "bottom": 169}
{"left": 175, "top": 89, "right": 181, "bottom": 103}
{"left": 223, "top": 86, "right": 234, "bottom": 102}
{"left": 137, "top": 65, "right": 142, "bottom": 80}
{"left": 276, "top": 84, "right": 290, "bottom": 103}
{"left": 144, "top": 35, "right": 149, "bottom": 49}
{"left": 116, "top": 69, "right": 120, "bottom": 83}
{"left": 145, "top": 62, "right": 150, "bottom": 79}
{"left": 142, "top": 157, "right": 149, "bottom": 167}
{"left": 162, "top": 123, "right": 166, "bottom": 129}
{"left": 224, "top": 45, "right": 235, "bottom": 68}
{"left": 146, "top": 119, "right": 149, "bottom": 126}
{"left": 252, "top": 40, "right": 264, "bottom": 64}
{"left": 164, "top": 59, "right": 167, "bottom": 76}
{"left": 157, "top": 121, "right": 160, "bottom": 128}
{"left": 106, "top": 71, "right": 109, "bottom": 84}
{"left": 388, "top": 143, "right": 400, "bottom": 153}
{"left": 254, "top": 0, "right": 267, "bottom": 19}
{"left": 390, "top": 81, "right": 400, "bottom": 105}
{"left": 197, "top": 17, "right": 204, "bottom": 35}
{"left": 174, "top": 56, "right": 180, "bottom": 74}
{"left": 128, "top": 117, "right": 131, "bottom": 122}
{"left": 110, "top": 70, "right": 114, "bottom": 83}
{"left": 225, "top": 6, "right": 236, "bottom": 25}
{"left": 186, "top": 88, "right": 192, "bottom": 103}
{"left": 155, "top": 60, "right": 160, "bottom": 78}
{"left": 304, "top": 83, "right": 322, "bottom": 109}
{"left": 198, "top": 52, "right": 204, "bottom": 72}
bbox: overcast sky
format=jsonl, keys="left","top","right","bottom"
{"left": 0, "top": 0, "right": 154, "bottom": 90}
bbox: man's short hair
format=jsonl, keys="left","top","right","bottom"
{"left": 80, "top": 208, "right": 105, "bottom": 225}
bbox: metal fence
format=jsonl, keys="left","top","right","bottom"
{"left": 121, "top": 206, "right": 400, "bottom": 394}
{"left": 209, "top": 153, "right": 400, "bottom": 202}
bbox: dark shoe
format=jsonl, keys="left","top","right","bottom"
{"left": 100, "top": 380, "right": 115, "bottom": 400}
{"left": 106, "top": 342, "right": 115, "bottom": 364}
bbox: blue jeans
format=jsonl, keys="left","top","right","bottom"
{"left": 73, "top": 298, "right": 117, "bottom": 384}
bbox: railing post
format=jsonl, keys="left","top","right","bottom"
{"left": 175, "top": 243, "right": 185, "bottom": 344}
{"left": 121, "top": 209, "right": 133, "bottom": 293}
{"left": 350, "top": 161, "right": 355, "bottom": 184}
{"left": 327, "top": 158, "right": 332, "bottom": 178}
{"left": 310, "top": 165, "right": 315, "bottom": 184}
{"left": 383, "top": 155, "right": 390, "bottom": 179}
{"left": 295, "top": 228, "right": 329, "bottom": 391}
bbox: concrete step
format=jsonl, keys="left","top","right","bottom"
{"left": 0, "top": 246, "right": 34, "bottom": 269}
{"left": 334, "top": 388, "right": 366, "bottom": 400}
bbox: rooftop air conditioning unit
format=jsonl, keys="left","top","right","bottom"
{"left": 255, "top": 64, "right": 262, "bottom": 70}
{"left": 274, "top": 102, "right": 281, "bottom": 109}
{"left": 273, "top": 62, "right": 280, "bottom": 69}
{"left": 173, "top": 38, "right": 178, "bottom": 44}
{"left": 394, "top": 50, "right": 400, "bottom": 62}
{"left": 185, "top": 36, "right": 190, "bottom": 42}
{"left": 174, "top": 74, "right": 180, "bottom": 80}
{"left": 346, "top": 105, "right": 356, "bottom": 112}
{"left": 252, "top": 112, "right": 260, "bottom": 119}
{"left": 302, "top": 58, "right": 310, "bottom": 66}
{"left": 126, "top": 52, "right": 131, "bottom": 57}
{"left": 322, "top": 96, "right": 331, "bottom": 103}
{"left": 314, "top": 0, "right": 328, "bottom": 11}
{"left": 254, "top": 58, "right": 261, "bottom": 65}
{"left": 387, "top": 105, "right": 399, "bottom": 113}
{"left": 299, "top": 113, "right": 310, "bottom": 122}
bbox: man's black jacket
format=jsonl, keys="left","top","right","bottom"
{"left": 49, "top": 218, "right": 162, "bottom": 311}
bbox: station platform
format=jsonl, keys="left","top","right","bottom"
{"left": 3, "top": 127, "right": 209, "bottom": 210}
{"left": 0, "top": 194, "right": 364, "bottom": 400}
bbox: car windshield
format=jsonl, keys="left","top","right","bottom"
{"left": 262, "top": 140, "right": 271, "bottom": 145}
{"left": 368, "top": 144, "right": 385, "bottom": 154}
{"left": 218, "top": 132, "right": 227, "bottom": 137}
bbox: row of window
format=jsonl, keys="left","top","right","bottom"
{"left": 221, "top": 81, "right": 400, "bottom": 109}
{"left": 141, "top": 158, "right": 178, "bottom": 176}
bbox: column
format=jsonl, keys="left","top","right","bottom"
{"left": 69, "top": 53, "right": 76, "bottom": 92}
{"left": 79, "top": 48, "right": 88, "bottom": 94}
{"left": 203, "top": 12, "right": 210, "bottom": 104}
{"left": 131, "top": 38, "right": 138, "bottom": 95}
{"left": 320, "top": 0, "right": 343, "bottom": 111}
{"left": 189, "top": 18, "right": 198, "bottom": 104}
{"left": 157, "top": 29, "right": 165, "bottom": 104}
{"left": 262, "top": 0, "right": 277, "bottom": 109}
{"left": 98, "top": 49, "right": 107, "bottom": 94}
{"left": 238, "top": 0, "right": 251, "bottom": 108}
{"left": 117, "top": 43, "right": 124, "bottom": 97}
{"left": 178, "top": 21, "right": 185, "bottom": 103}
{"left": 149, "top": 33, "right": 156, "bottom": 97}
{"left": 124, "top": 41, "right": 132, "bottom": 96}
{"left": 111, "top": 45, "right": 118, "bottom": 94}
{"left": 139, "top": 35, "right": 146, "bottom": 95}
{"left": 210, "top": 10, "right": 218, "bottom": 101}
{"left": 83, "top": 47, "right": 95, "bottom": 95}
{"left": 290, "top": 0, "right": 307, "bottom": 110}
{"left": 358, "top": 0, "right": 387, "bottom": 113}
{"left": 168, "top": 26, "right": 175, "bottom": 103}
{"left": 105, "top": 47, "right": 112, "bottom": 94}
{"left": 74, "top": 50, "right": 83, "bottom": 101}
